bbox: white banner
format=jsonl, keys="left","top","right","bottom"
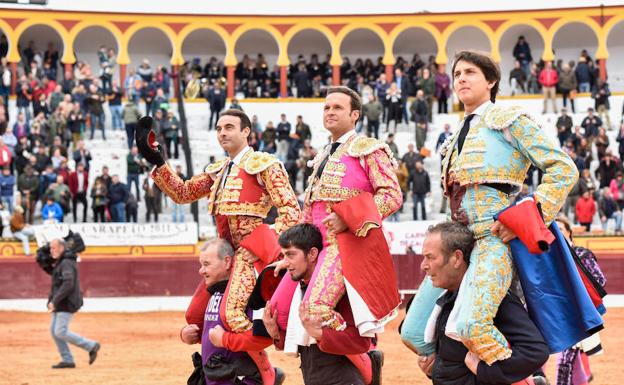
{"left": 383, "top": 220, "right": 440, "bottom": 255}
{"left": 33, "top": 222, "right": 199, "bottom": 247}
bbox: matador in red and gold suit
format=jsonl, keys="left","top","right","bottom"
{"left": 136, "top": 115, "right": 300, "bottom": 384}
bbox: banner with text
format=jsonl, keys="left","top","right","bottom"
{"left": 383, "top": 220, "right": 441, "bottom": 255}
{"left": 33, "top": 222, "right": 199, "bottom": 247}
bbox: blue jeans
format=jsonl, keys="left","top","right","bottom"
{"left": 412, "top": 192, "right": 427, "bottom": 220}
{"left": 520, "top": 60, "right": 531, "bottom": 78}
{"left": 50, "top": 311, "right": 96, "bottom": 363}
{"left": 2, "top": 195, "right": 13, "bottom": 213}
{"left": 89, "top": 112, "right": 106, "bottom": 140}
{"left": 579, "top": 82, "right": 590, "bottom": 93}
{"left": 602, "top": 211, "right": 623, "bottom": 232}
{"left": 13, "top": 227, "right": 34, "bottom": 255}
{"left": 17, "top": 106, "right": 31, "bottom": 123}
{"left": 401, "top": 277, "right": 442, "bottom": 355}
{"left": 110, "top": 105, "right": 123, "bottom": 130}
{"left": 172, "top": 202, "right": 185, "bottom": 223}
{"left": 125, "top": 123, "right": 137, "bottom": 149}
{"left": 127, "top": 173, "right": 140, "bottom": 200}
{"left": 111, "top": 202, "right": 126, "bottom": 222}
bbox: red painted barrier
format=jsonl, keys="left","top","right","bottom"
{"left": 1, "top": 252, "right": 622, "bottom": 299}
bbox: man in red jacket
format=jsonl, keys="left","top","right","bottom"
{"left": 576, "top": 190, "right": 597, "bottom": 232}
{"left": 538, "top": 61, "right": 559, "bottom": 114}
{"left": 68, "top": 162, "right": 89, "bottom": 222}
{"left": 0, "top": 137, "right": 11, "bottom": 169}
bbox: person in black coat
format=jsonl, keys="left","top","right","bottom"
{"left": 412, "top": 222, "right": 549, "bottom": 385}
{"left": 207, "top": 83, "right": 226, "bottom": 130}
{"left": 410, "top": 160, "right": 430, "bottom": 220}
{"left": 46, "top": 238, "right": 100, "bottom": 368}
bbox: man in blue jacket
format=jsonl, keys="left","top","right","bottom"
{"left": 108, "top": 175, "right": 128, "bottom": 222}
{"left": 410, "top": 221, "right": 549, "bottom": 385}
{"left": 42, "top": 197, "right": 64, "bottom": 223}
{"left": 47, "top": 238, "right": 100, "bottom": 368}
{"left": 0, "top": 166, "right": 15, "bottom": 213}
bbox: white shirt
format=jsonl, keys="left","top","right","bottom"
{"left": 77, "top": 171, "right": 85, "bottom": 193}
{"left": 462, "top": 100, "right": 492, "bottom": 130}
{"left": 220, "top": 145, "right": 252, "bottom": 188}
{"left": 331, "top": 129, "right": 357, "bottom": 148}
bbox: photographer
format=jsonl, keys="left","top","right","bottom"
{"left": 45, "top": 238, "right": 100, "bottom": 368}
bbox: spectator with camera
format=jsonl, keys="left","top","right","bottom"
{"left": 43, "top": 237, "right": 100, "bottom": 368}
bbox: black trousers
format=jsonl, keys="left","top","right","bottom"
{"left": 367, "top": 120, "right": 379, "bottom": 139}
{"left": 298, "top": 344, "right": 364, "bottom": 385}
{"left": 72, "top": 192, "right": 88, "bottom": 222}
{"left": 209, "top": 106, "right": 220, "bottom": 130}
{"left": 165, "top": 137, "right": 179, "bottom": 159}
{"left": 93, "top": 206, "right": 106, "bottom": 222}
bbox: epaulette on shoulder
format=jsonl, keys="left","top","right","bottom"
{"left": 204, "top": 158, "right": 228, "bottom": 174}
{"left": 348, "top": 136, "right": 389, "bottom": 157}
{"left": 347, "top": 135, "right": 397, "bottom": 166}
{"left": 244, "top": 151, "right": 280, "bottom": 174}
{"left": 483, "top": 105, "right": 536, "bottom": 131}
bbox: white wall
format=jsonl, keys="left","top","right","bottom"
{"left": 445, "top": 26, "right": 491, "bottom": 72}
{"left": 607, "top": 21, "right": 624, "bottom": 91}
{"left": 340, "top": 29, "right": 384, "bottom": 61}
{"left": 127, "top": 27, "right": 174, "bottom": 70}
{"left": 392, "top": 28, "right": 437, "bottom": 65}
{"left": 181, "top": 29, "right": 226, "bottom": 65}
{"left": 287, "top": 29, "right": 332, "bottom": 63}
{"left": 552, "top": 23, "right": 598, "bottom": 69}
{"left": 234, "top": 29, "right": 279, "bottom": 68}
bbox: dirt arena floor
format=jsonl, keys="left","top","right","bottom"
{"left": 1, "top": 308, "right": 621, "bottom": 385}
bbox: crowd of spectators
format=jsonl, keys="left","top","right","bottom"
{"left": 509, "top": 37, "right": 619, "bottom": 126}
{"left": 182, "top": 53, "right": 453, "bottom": 133}
{"left": 2, "top": 35, "right": 624, "bottom": 236}
{"left": 0, "top": 39, "right": 187, "bottom": 252}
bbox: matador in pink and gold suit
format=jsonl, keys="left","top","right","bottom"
{"left": 273, "top": 130, "right": 403, "bottom": 338}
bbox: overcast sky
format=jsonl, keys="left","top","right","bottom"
{"left": 2, "top": 0, "right": 623, "bottom": 15}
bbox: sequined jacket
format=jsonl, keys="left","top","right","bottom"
{"left": 440, "top": 104, "right": 578, "bottom": 224}
{"left": 303, "top": 134, "right": 402, "bottom": 229}
{"left": 152, "top": 150, "right": 300, "bottom": 238}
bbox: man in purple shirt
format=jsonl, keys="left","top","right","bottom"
{"left": 181, "top": 239, "right": 284, "bottom": 385}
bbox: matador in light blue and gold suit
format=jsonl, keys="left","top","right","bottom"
{"left": 401, "top": 101, "right": 578, "bottom": 365}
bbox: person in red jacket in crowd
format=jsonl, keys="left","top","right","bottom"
{"left": 68, "top": 162, "right": 89, "bottom": 223}
{"left": 0, "top": 137, "right": 11, "bottom": 169}
{"left": 538, "top": 61, "right": 559, "bottom": 114}
{"left": 180, "top": 238, "right": 284, "bottom": 385}
{"left": 576, "top": 190, "right": 597, "bottom": 232}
